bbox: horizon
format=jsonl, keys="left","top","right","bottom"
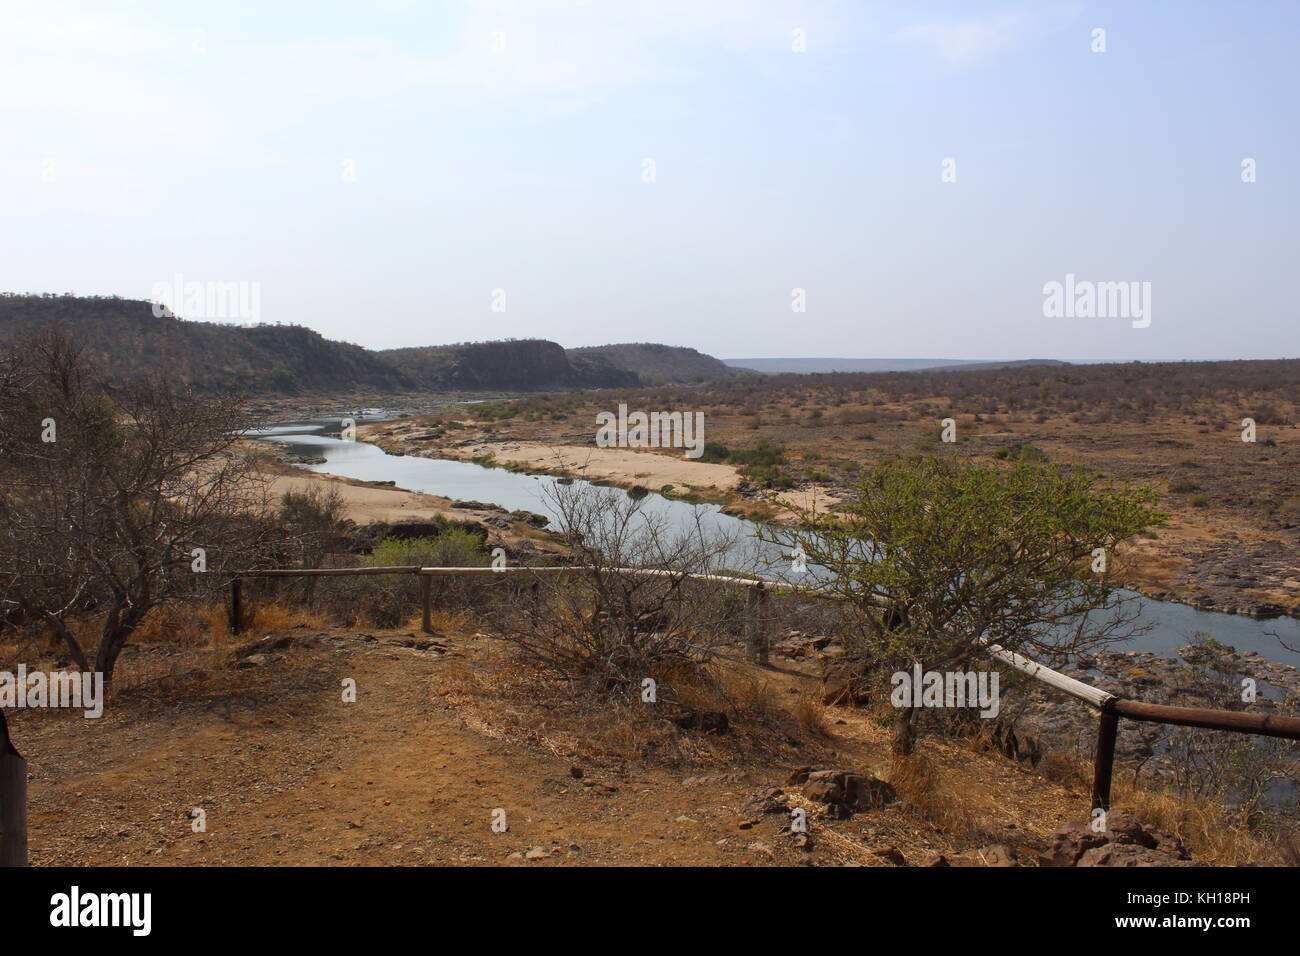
{"left": 3, "top": 290, "right": 1297, "bottom": 367}
{"left": 3, "top": 1, "right": 1298, "bottom": 363}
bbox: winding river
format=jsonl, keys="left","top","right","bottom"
{"left": 254, "top": 419, "right": 1300, "bottom": 669}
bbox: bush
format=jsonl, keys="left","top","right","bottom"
{"left": 368, "top": 529, "right": 486, "bottom": 569}
{"left": 357, "top": 531, "right": 489, "bottom": 627}
{"left": 699, "top": 442, "right": 731, "bottom": 463}
{"left": 994, "top": 443, "right": 1048, "bottom": 462}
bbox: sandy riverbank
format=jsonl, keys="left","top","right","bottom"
{"left": 253, "top": 457, "right": 563, "bottom": 556}
{"left": 356, "top": 423, "right": 841, "bottom": 517}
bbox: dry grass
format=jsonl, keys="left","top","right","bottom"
{"left": 888, "top": 753, "right": 980, "bottom": 838}
{"left": 1111, "top": 782, "right": 1297, "bottom": 866}
{"left": 790, "top": 694, "right": 832, "bottom": 737}
{"left": 0, "top": 599, "right": 334, "bottom": 693}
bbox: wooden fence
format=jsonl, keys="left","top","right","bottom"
{"left": 229, "top": 563, "right": 1300, "bottom": 814}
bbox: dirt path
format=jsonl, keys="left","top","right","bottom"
{"left": 15, "top": 625, "right": 1083, "bottom": 867}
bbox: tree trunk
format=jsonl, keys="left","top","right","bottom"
{"left": 40, "top": 612, "right": 88, "bottom": 673}
{"left": 892, "top": 704, "right": 920, "bottom": 756}
{"left": 0, "top": 710, "right": 27, "bottom": 866}
{"left": 94, "top": 602, "right": 149, "bottom": 689}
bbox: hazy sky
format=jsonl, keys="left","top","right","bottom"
{"left": 2, "top": 0, "right": 1296, "bottom": 361}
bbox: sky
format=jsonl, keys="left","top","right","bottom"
{"left": 1, "top": 0, "right": 1297, "bottom": 362}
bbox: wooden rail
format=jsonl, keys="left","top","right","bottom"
{"left": 231, "top": 565, "right": 774, "bottom": 664}
{"left": 226, "top": 563, "right": 1300, "bottom": 813}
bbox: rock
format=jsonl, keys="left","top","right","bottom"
{"left": 1078, "top": 844, "right": 1196, "bottom": 867}
{"left": 802, "top": 770, "right": 895, "bottom": 817}
{"left": 231, "top": 634, "right": 295, "bottom": 659}
{"left": 741, "top": 787, "right": 790, "bottom": 815}
{"left": 1039, "top": 820, "right": 1108, "bottom": 867}
{"left": 524, "top": 846, "right": 550, "bottom": 860}
{"left": 509, "top": 510, "right": 550, "bottom": 528}
{"left": 785, "top": 766, "right": 813, "bottom": 786}
{"left": 821, "top": 663, "right": 871, "bottom": 707}
{"left": 921, "top": 852, "right": 950, "bottom": 867}
{"left": 871, "top": 846, "right": 908, "bottom": 866}
{"left": 1041, "top": 813, "right": 1192, "bottom": 867}
{"left": 976, "top": 844, "right": 1017, "bottom": 867}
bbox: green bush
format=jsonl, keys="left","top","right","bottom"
{"left": 698, "top": 442, "right": 731, "bottom": 463}
{"left": 368, "top": 530, "right": 487, "bottom": 569}
{"left": 994, "top": 443, "right": 1048, "bottom": 462}
{"left": 356, "top": 531, "right": 490, "bottom": 627}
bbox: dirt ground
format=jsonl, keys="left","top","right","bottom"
{"left": 12, "top": 620, "right": 1084, "bottom": 867}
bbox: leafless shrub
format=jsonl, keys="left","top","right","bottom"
{"left": 486, "top": 482, "right": 745, "bottom": 701}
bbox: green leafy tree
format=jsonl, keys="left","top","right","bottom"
{"left": 762, "top": 455, "right": 1163, "bottom": 754}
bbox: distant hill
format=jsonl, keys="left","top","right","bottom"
{"left": 569, "top": 343, "right": 743, "bottom": 384}
{"left": 725, "top": 357, "right": 1067, "bottom": 374}
{"left": 381, "top": 339, "right": 638, "bottom": 391}
{"left": 0, "top": 294, "right": 732, "bottom": 394}
{"left": 0, "top": 293, "right": 409, "bottom": 394}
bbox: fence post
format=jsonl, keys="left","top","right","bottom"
{"left": 420, "top": 574, "right": 432, "bottom": 634}
{"left": 229, "top": 577, "right": 243, "bottom": 634}
{"left": 746, "top": 584, "right": 769, "bottom": 665}
{"left": 0, "top": 710, "right": 28, "bottom": 867}
{"left": 1091, "top": 708, "right": 1119, "bottom": 812}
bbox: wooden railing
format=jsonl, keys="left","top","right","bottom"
{"left": 229, "top": 562, "right": 1300, "bottom": 813}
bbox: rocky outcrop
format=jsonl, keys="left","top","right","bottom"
{"left": 1040, "top": 811, "right": 1194, "bottom": 867}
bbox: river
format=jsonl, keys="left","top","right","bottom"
{"left": 253, "top": 419, "right": 1300, "bottom": 669}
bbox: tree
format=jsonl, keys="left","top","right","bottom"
{"left": 492, "top": 481, "right": 743, "bottom": 698}
{"left": 0, "top": 329, "right": 274, "bottom": 688}
{"left": 761, "top": 455, "right": 1164, "bottom": 754}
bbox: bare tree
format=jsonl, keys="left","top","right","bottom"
{"left": 490, "top": 481, "right": 745, "bottom": 698}
{"left": 0, "top": 329, "right": 275, "bottom": 687}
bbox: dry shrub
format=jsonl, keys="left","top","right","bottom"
{"left": 244, "top": 601, "right": 326, "bottom": 634}
{"left": 128, "top": 600, "right": 233, "bottom": 648}
{"left": 888, "top": 752, "right": 978, "bottom": 838}
{"left": 791, "top": 694, "right": 831, "bottom": 737}
{"left": 1111, "top": 784, "right": 1296, "bottom": 866}
{"left": 1035, "top": 749, "right": 1090, "bottom": 790}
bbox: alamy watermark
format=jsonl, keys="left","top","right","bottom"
{"left": 1042, "top": 273, "right": 1151, "bottom": 328}
{"left": 595, "top": 403, "right": 705, "bottom": 459}
{"left": 150, "top": 273, "right": 261, "bottom": 323}
{"left": 890, "top": 664, "right": 1000, "bottom": 718}
{"left": 50, "top": 886, "right": 150, "bottom": 936}
{"left": 0, "top": 666, "right": 104, "bottom": 718}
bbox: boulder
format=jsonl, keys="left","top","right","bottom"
{"left": 1040, "top": 811, "right": 1192, "bottom": 867}
{"left": 802, "top": 770, "right": 895, "bottom": 817}
{"left": 821, "top": 662, "right": 871, "bottom": 707}
{"left": 741, "top": 787, "right": 790, "bottom": 816}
